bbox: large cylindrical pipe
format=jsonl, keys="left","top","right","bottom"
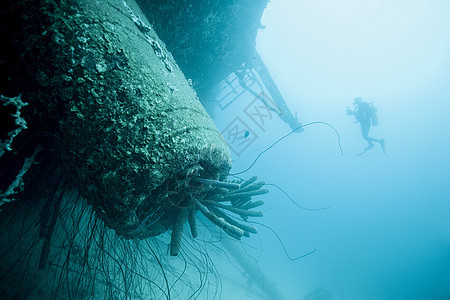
{"left": 4, "top": 0, "right": 232, "bottom": 238}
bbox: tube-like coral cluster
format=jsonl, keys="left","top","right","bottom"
{"left": 169, "top": 175, "right": 267, "bottom": 256}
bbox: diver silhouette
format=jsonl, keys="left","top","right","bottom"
{"left": 346, "top": 97, "right": 390, "bottom": 157}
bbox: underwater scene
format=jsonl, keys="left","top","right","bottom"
{"left": 1, "top": 0, "right": 449, "bottom": 299}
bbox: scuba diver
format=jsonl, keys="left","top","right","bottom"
{"left": 346, "top": 97, "right": 390, "bottom": 157}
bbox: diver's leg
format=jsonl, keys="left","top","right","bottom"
{"left": 356, "top": 123, "right": 375, "bottom": 156}
{"left": 366, "top": 136, "right": 380, "bottom": 145}
{"left": 368, "top": 137, "right": 390, "bottom": 157}
{"left": 367, "top": 136, "right": 385, "bottom": 150}
{"left": 378, "top": 139, "right": 391, "bottom": 157}
{"left": 360, "top": 124, "right": 374, "bottom": 147}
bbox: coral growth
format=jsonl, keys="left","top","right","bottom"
{"left": 168, "top": 175, "right": 267, "bottom": 256}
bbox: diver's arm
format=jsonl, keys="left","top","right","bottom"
{"left": 346, "top": 106, "right": 354, "bottom": 115}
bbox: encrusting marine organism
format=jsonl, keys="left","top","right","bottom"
{"left": 167, "top": 175, "right": 267, "bottom": 256}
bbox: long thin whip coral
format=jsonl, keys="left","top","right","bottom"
{"left": 231, "top": 121, "right": 344, "bottom": 176}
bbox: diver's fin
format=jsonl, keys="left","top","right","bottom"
{"left": 355, "top": 145, "right": 373, "bottom": 156}
{"left": 379, "top": 139, "right": 391, "bottom": 158}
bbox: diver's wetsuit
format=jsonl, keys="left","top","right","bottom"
{"left": 347, "top": 98, "right": 389, "bottom": 157}
{"left": 354, "top": 101, "right": 379, "bottom": 147}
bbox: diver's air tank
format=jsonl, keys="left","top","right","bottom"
{"left": 369, "top": 103, "right": 379, "bottom": 126}
{"left": 371, "top": 110, "right": 379, "bottom": 126}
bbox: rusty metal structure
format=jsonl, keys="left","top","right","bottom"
{"left": 215, "top": 52, "right": 302, "bottom": 131}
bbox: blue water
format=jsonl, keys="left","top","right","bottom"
{"left": 218, "top": 85, "right": 450, "bottom": 300}
{"left": 213, "top": 1, "right": 450, "bottom": 299}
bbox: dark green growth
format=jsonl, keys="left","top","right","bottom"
{"left": 0, "top": 0, "right": 270, "bottom": 297}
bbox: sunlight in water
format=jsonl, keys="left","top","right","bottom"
{"left": 257, "top": 0, "right": 450, "bottom": 106}
{"left": 307, "top": 0, "right": 382, "bottom": 21}
{"left": 255, "top": 1, "right": 450, "bottom": 298}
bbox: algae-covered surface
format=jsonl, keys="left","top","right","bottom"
{"left": 0, "top": 1, "right": 280, "bottom": 299}
{"left": 60, "top": 0, "right": 232, "bottom": 237}
{"left": 135, "top": 0, "right": 269, "bottom": 99}
{"left": 4, "top": 0, "right": 232, "bottom": 237}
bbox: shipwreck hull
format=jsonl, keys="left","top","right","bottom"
{"left": 0, "top": 0, "right": 278, "bottom": 298}
{"left": 1, "top": 0, "right": 231, "bottom": 238}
